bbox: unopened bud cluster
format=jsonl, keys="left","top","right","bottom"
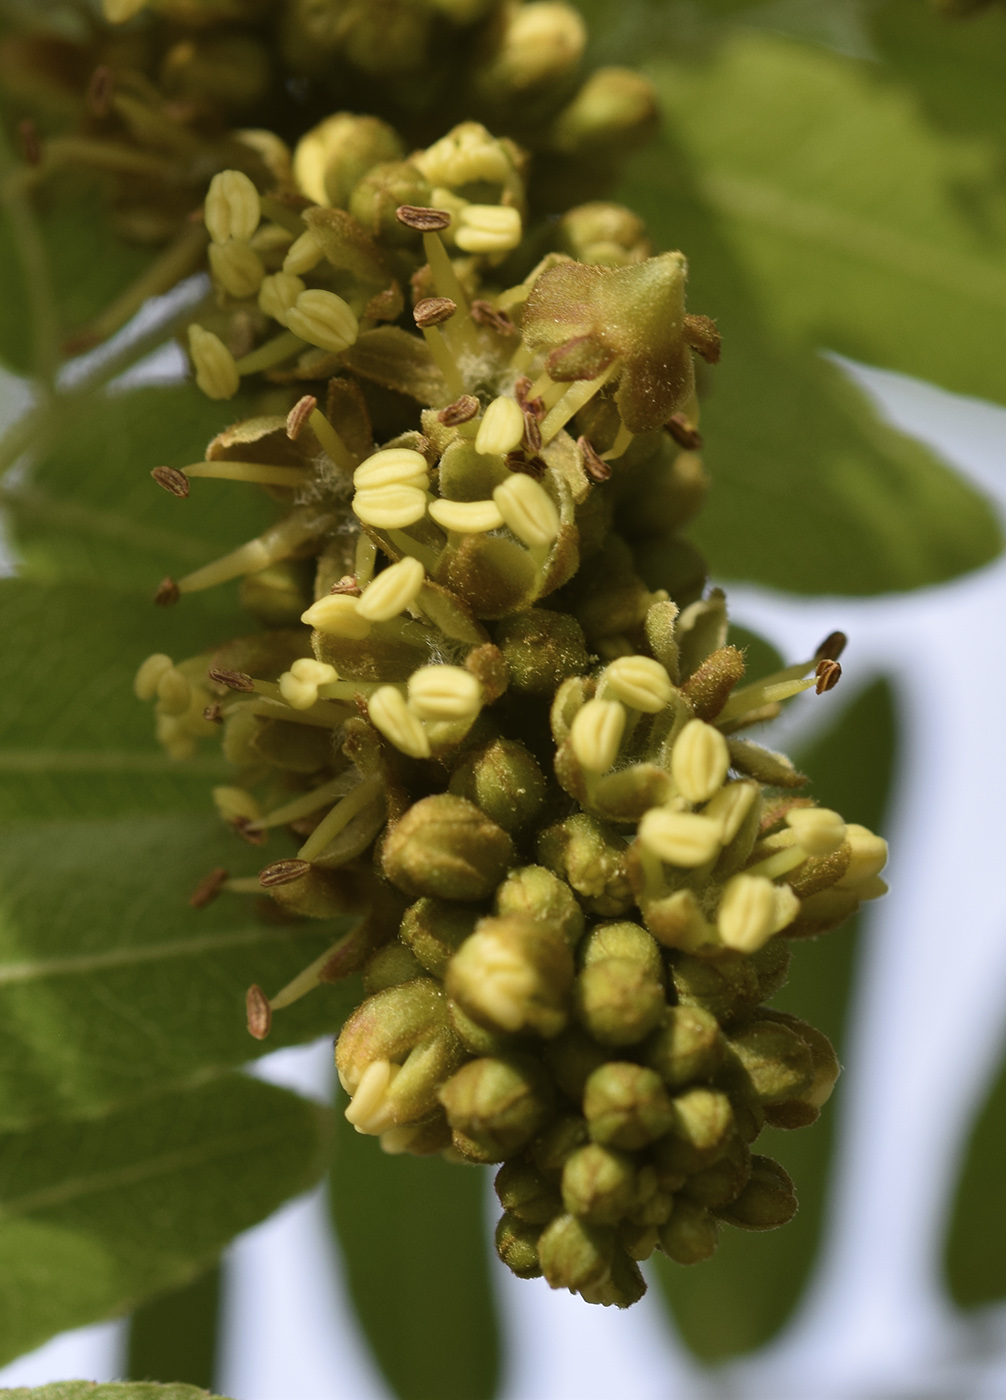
{"left": 105, "top": 2, "right": 887, "bottom": 1311}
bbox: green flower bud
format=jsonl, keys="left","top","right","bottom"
{"left": 495, "top": 609, "right": 590, "bottom": 697}
{"left": 292, "top": 112, "right": 404, "bottom": 207}
{"left": 532, "top": 1113, "right": 590, "bottom": 1179}
{"left": 620, "top": 1220, "right": 661, "bottom": 1262}
{"left": 496, "top": 1211, "right": 544, "bottom": 1279}
{"left": 726, "top": 1018, "right": 815, "bottom": 1106}
{"left": 474, "top": 2, "right": 586, "bottom": 97}
{"left": 261, "top": 860, "right": 367, "bottom": 920}
{"left": 446, "top": 915, "right": 574, "bottom": 1037}
{"left": 349, "top": 160, "right": 433, "bottom": 244}
{"left": 580, "top": 921, "right": 663, "bottom": 983}
{"left": 495, "top": 1159, "right": 564, "bottom": 1225}
{"left": 583, "top": 1062, "right": 675, "bottom": 1150}
{"left": 538, "top": 1213, "right": 615, "bottom": 1292}
{"left": 550, "top": 67, "right": 660, "bottom": 157}
{"left": 382, "top": 794, "right": 514, "bottom": 901}
{"left": 542, "top": 1025, "right": 609, "bottom": 1101}
{"left": 669, "top": 949, "right": 761, "bottom": 1025}
{"left": 558, "top": 202, "right": 649, "bottom": 266}
{"left": 626, "top": 1164, "right": 674, "bottom": 1227}
{"left": 362, "top": 942, "right": 424, "bottom": 994}
{"left": 538, "top": 814, "right": 633, "bottom": 916}
{"left": 750, "top": 936, "right": 792, "bottom": 1002}
{"left": 579, "top": 1249, "right": 647, "bottom": 1308}
{"left": 655, "top": 1087, "right": 734, "bottom": 1175}
{"left": 574, "top": 957, "right": 665, "bottom": 1047}
{"left": 681, "top": 1134, "right": 751, "bottom": 1209}
{"left": 561, "top": 1143, "right": 636, "bottom": 1224}
{"left": 716, "top": 1154, "right": 797, "bottom": 1231}
{"left": 448, "top": 738, "right": 547, "bottom": 832}
{"left": 495, "top": 865, "right": 585, "bottom": 948}
{"left": 438, "top": 1054, "right": 554, "bottom": 1161}
{"left": 400, "top": 897, "right": 480, "bottom": 977}
{"left": 642, "top": 1006, "right": 725, "bottom": 1090}
{"left": 658, "top": 1198, "right": 719, "bottom": 1265}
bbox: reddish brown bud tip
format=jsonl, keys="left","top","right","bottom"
{"left": 438, "top": 395, "right": 481, "bottom": 426}
{"left": 208, "top": 667, "right": 255, "bottom": 692}
{"left": 815, "top": 659, "right": 842, "bottom": 695}
{"left": 287, "top": 394, "right": 318, "bottom": 440}
{"left": 151, "top": 465, "right": 190, "bottom": 498}
{"left": 17, "top": 119, "right": 41, "bottom": 167}
{"left": 414, "top": 296, "right": 457, "bottom": 328}
{"left": 203, "top": 703, "right": 224, "bottom": 724}
{"left": 470, "top": 300, "right": 516, "bottom": 336}
{"left": 683, "top": 313, "right": 722, "bottom": 364}
{"left": 814, "top": 631, "right": 848, "bottom": 663}
{"left": 86, "top": 65, "right": 114, "bottom": 118}
{"left": 154, "top": 577, "right": 180, "bottom": 606}
{"left": 259, "top": 858, "right": 311, "bottom": 888}
{"left": 577, "top": 436, "right": 612, "bottom": 483}
{"left": 665, "top": 413, "right": 703, "bottom": 451}
{"left": 396, "top": 205, "right": 452, "bottom": 232}
{"left": 190, "top": 866, "right": 229, "bottom": 909}
{"left": 246, "top": 984, "right": 272, "bottom": 1040}
{"left": 329, "top": 574, "right": 361, "bottom": 596}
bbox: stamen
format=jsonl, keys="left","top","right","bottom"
{"left": 189, "top": 866, "right": 229, "bottom": 909}
{"left": 355, "top": 533, "right": 378, "bottom": 587}
{"left": 716, "top": 676, "right": 816, "bottom": 724}
{"left": 246, "top": 984, "right": 272, "bottom": 1040}
{"left": 601, "top": 421, "right": 634, "bottom": 462}
{"left": 428, "top": 498, "right": 504, "bottom": 533}
{"left": 476, "top": 396, "right": 525, "bottom": 456}
{"left": 267, "top": 936, "right": 354, "bottom": 1012}
{"left": 181, "top": 461, "right": 314, "bottom": 488}
{"left": 223, "top": 877, "right": 263, "bottom": 894}
{"left": 414, "top": 296, "right": 457, "bottom": 328}
{"left": 816, "top": 632, "right": 848, "bottom": 662}
{"left": 540, "top": 362, "right": 620, "bottom": 445}
{"left": 297, "top": 773, "right": 384, "bottom": 862}
{"left": 177, "top": 509, "right": 335, "bottom": 594}
{"left": 665, "top": 413, "right": 703, "bottom": 450}
{"left": 251, "top": 775, "right": 353, "bottom": 831}
{"left": 578, "top": 436, "right": 612, "bottom": 482}
{"left": 815, "top": 659, "right": 842, "bottom": 694}
{"left": 234, "top": 329, "right": 305, "bottom": 376}
{"left": 412, "top": 302, "right": 467, "bottom": 400}
{"left": 470, "top": 300, "right": 516, "bottom": 336}
{"left": 208, "top": 667, "right": 255, "bottom": 693}
{"left": 151, "top": 466, "right": 190, "bottom": 498}
{"left": 745, "top": 846, "right": 807, "bottom": 880}
{"left": 286, "top": 394, "right": 317, "bottom": 440}
{"left": 439, "top": 395, "right": 480, "bottom": 426}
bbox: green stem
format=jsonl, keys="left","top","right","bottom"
{"left": 0, "top": 120, "right": 59, "bottom": 390}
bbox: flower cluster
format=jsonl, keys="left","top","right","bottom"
{"left": 131, "top": 90, "right": 886, "bottom": 1307}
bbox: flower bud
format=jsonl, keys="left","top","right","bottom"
{"left": 361, "top": 942, "right": 424, "bottom": 995}
{"left": 658, "top": 1199, "right": 719, "bottom": 1265}
{"left": 416, "top": 123, "right": 514, "bottom": 189}
{"left": 570, "top": 699, "right": 626, "bottom": 774}
{"left": 258, "top": 272, "right": 306, "bottom": 326}
{"left": 583, "top": 1062, "right": 675, "bottom": 1150}
{"left": 669, "top": 949, "right": 760, "bottom": 1025}
{"left": 642, "top": 1006, "right": 724, "bottom": 1090}
{"left": 208, "top": 240, "right": 266, "bottom": 299}
{"left": 350, "top": 160, "right": 434, "bottom": 244}
{"left": 558, "top": 203, "right": 649, "bottom": 266}
{"left": 660, "top": 1087, "right": 734, "bottom": 1172}
{"left": 357, "top": 556, "right": 425, "bottom": 622}
{"left": 286, "top": 289, "right": 359, "bottom": 353}
{"left": 551, "top": 67, "right": 660, "bottom": 157}
{"left": 429, "top": 498, "right": 505, "bottom": 533}
{"left": 188, "top": 325, "right": 239, "bottom": 400}
{"left": 476, "top": 395, "right": 525, "bottom": 455}
{"left": 493, "top": 474, "right": 560, "bottom": 548}
{"left": 786, "top": 806, "right": 846, "bottom": 857}
{"left": 602, "top": 654, "right": 674, "bottom": 713}
{"left": 716, "top": 1154, "right": 797, "bottom": 1231}
{"left": 399, "top": 899, "right": 480, "bottom": 978}
{"left": 495, "top": 1159, "right": 564, "bottom": 1225}
{"left": 384, "top": 795, "right": 513, "bottom": 900}
{"left": 353, "top": 485, "right": 428, "bottom": 528}
{"left": 496, "top": 609, "right": 590, "bottom": 697}
{"left": 574, "top": 958, "right": 665, "bottom": 1047}
{"left": 368, "top": 686, "right": 431, "bottom": 760}
{"left": 407, "top": 664, "right": 482, "bottom": 721}
{"left": 205, "top": 169, "right": 260, "bottom": 245}
{"left": 670, "top": 718, "right": 729, "bottom": 803}
{"left": 538, "top": 814, "right": 633, "bottom": 916}
{"left": 538, "top": 1213, "right": 615, "bottom": 1292}
{"left": 302, "top": 593, "right": 372, "bottom": 639}
{"left": 579, "top": 1249, "right": 647, "bottom": 1308}
{"left": 496, "top": 1212, "right": 544, "bottom": 1278}
{"left": 293, "top": 113, "right": 403, "bottom": 208}
{"left": 532, "top": 1114, "right": 590, "bottom": 1179}
{"left": 446, "top": 915, "right": 573, "bottom": 1037}
{"left": 439, "top": 1054, "right": 553, "bottom": 1160}
{"left": 562, "top": 1143, "right": 636, "bottom": 1224}
{"left": 336, "top": 976, "right": 448, "bottom": 1094}
{"left": 728, "top": 1018, "right": 814, "bottom": 1107}
{"left": 580, "top": 921, "right": 663, "bottom": 982}
{"left": 449, "top": 740, "right": 548, "bottom": 833}
{"left": 642, "top": 888, "right": 714, "bottom": 953}
{"left": 477, "top": 2, "right": 586, "bottom": 93}
{"left": 638, "top": 809, "right": 722, "bottom": 867}
{"left": 542, "top": 1026, "right": 609, "bottom": 1101}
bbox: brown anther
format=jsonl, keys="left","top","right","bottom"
{"left": 522, "top": 407, "right": 542, "bottom": 455}
{"left": 396, "top": 205, "right": 452, "bottom": 232}
{"left": 438, "top": 394, "right": 480, "bottom": 426}
{"left": 208, "top": 667, "right": 255, "bottom": 692}
{"left": 151, "top": 465, "right": 190, "bottom": 498}
{"left": 505, "top": 451, "right": 546, "bottom": 480}
{"left": 246, "top": 984, "right": 272, "bottom": 1040}
{"left": 232, "top": 816, "right": 267, "bottom": 846}
{"left": 329, "top": 575, "right": 361, "bottom": 596}
{"left": 683, "top": 313, "right": 722, "bottom": 364}
{"left": 665, "top": 413, "right": 703, "bottom": 450}
{"left": 286, "top": 394, "right": 317, "bottom": 441}
{"left": 203, "top": 703, "right": 224, "bottom": 724}
{"left": 470, "top": 300, "right": 516, "bottom": 336}
{"left": 514, "top": 375, "right": 546, "bottom": 421}
{"left": 259, "top": 858, "right": 311, "bottom": 888}
{"left": 86, "top": 65, "right": 114, "bottom": 119}
{"left": 815, "top": 630, "right": 848, "bottom": 663}
{"left": 189, "top": 866, "right": 229, "bottom": 909}
{"left": 154, "top": 577, "right": 180, "bottom": 606}
{"left": 578, "top": 435, "right": 612, "bottom": 483}
{"left": 815, "top": 659, "right": 842, "bottom": 695}
{"left": 17, "top": 119, "right": 40, "bottom": 167}
{"left": 413, "top": 296, "right": 457, "bottom": 329}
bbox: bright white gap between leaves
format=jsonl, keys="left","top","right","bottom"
{"left": 2, "top": 357, "right": 1006, "bottom": 1400}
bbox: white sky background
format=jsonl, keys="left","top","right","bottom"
{"left": 2, "top": 357, "right": 1006, "bottom": 1399}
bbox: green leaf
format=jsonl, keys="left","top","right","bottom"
{"left": 944, "top": 1035, "right": 1006, "bottom": 1307}
{"left": 329, "top": 1093, "right": 500, "bottom": 1400}
{"left": 619, "top": 32, "right": 1003, "bottom": 593}
{"left": 0, "top": 1076, "right": 327, "bottom": 1367}
{"left": 652, "top": 677, "right": 897, "bottom": 1360}
{"left": 127, "top": 1267, "right": 220, "bottom": 1393}
{"left": 1, "top": 1385, "right": 230, "bottom": 1400}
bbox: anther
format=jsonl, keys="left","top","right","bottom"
{"left": 17, "top": 119, "right": 41, "bottom": 167}
{"left": 396, "top": 205, "right": 452, "bottom": 232}
{"left": 438, "top": 395, "right": 480, "bottom": 426}
{"left": 523, "top": 409, "right": 542, "bottom": 455}
{"left": 665, "top": 414, "right": 703, "bottom": 450}
{"left": 683, "top": 313, "right": 722, "bottom": 364}
{"left": 414, "top": 296, "right": 457, "bottom": 329}
{"left": 578, "top": 436, "right": 612, "bottom": 483}
{"left": 505, "top": 452, "right": 546, "bottom": 480}
{"left": 86, "top": 65, "right": 114, "bottom": 119}
{"left": 330, "top": 575, "right": 362, "bottom": 596}
{"left": 515, "top": 377, "right": 546, "bottom": 420}
{"left": 203, "top": 703, "right": 223, "bottom": 724}
{"left": 815, "top": 659, "right": 842, "bottom": 694}
{"left": 259, "top": 858, "right": 311, "bottom": 888}
{"left": 286, "top": 394, "right": 317, "bottom": 441}
{"left": 208, "top": 667, "right": 255, "bottom": 692}
{"left": 189, "top": 866, "right": 229, "bottom": 909}
{"left": 151, "top": 466, "right": 190, "bottom": 498}
{"left": 470, "top": 300, "right": 517, "bottom": 335}
{"left": 246, "top": 984, "right": 272, "bottom": 1040}
{"left": 815, "top": 631, "right": 848, "bottom": 663}
{"left": 154, "top": 577, "right": 180, "bottom": 606}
